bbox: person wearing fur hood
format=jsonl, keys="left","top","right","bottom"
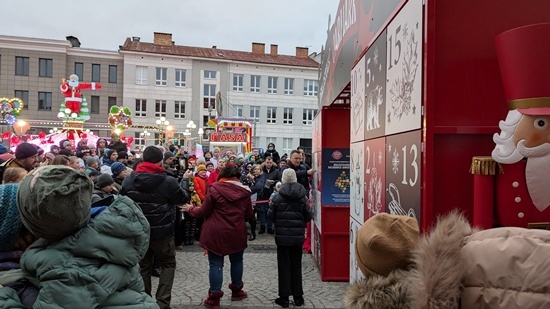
{"left": 344, "top": 211, "right": 550, "bottom": 309}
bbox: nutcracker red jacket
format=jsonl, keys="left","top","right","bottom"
{"left": 188, "top": 177, "right": 254, "bottom": 256}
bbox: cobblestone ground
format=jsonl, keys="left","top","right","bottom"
{"left": 152, "top": 231, "right": 348, "bottom": 309}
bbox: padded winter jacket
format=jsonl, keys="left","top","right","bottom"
{"left": 15, "top": 196, "right": 158, "bottom": 308}
{"left": 344, "top": 211, "right": 550, "bottom": 309}
{"left": 267, "top": 182, "right": 311, "bottom": 246}
{"left": 188, "top": 178, "right": 254, "bottom": 256}
{"left": 121, "top": 168, "right": 188, "bottom": 241}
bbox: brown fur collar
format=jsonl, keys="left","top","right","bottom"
{"left": 344, "top": 269, "right": 411, "bottom": 309}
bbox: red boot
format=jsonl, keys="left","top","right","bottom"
{"left": 204, "top": 290, "right": 224, "bottom": 309}
{"left": 228, "top": 282, "right": 248, "bottom": 301}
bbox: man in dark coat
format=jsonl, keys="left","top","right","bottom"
{"left": 280, "top": 150, "right": 316, "bottom": 196}
{"left": 107, "top": 133, "right": 127, "bottom": 154}
{"left": 268, "top": 168, "right": 311, "bottom": 308}
{"left": 121, "top": 146, "right": 189, "bottom": 309}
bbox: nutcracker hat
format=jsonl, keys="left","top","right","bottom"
{"left": 495, "top": 23, "right": 550, "bottom": 115}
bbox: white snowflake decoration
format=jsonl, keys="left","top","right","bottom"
{"left": 392, "top": 149, "right": 400, "bottom": 174}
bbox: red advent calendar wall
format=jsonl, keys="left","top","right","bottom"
{"left": 316, "top": 0, "right": 550, "bottom": 282}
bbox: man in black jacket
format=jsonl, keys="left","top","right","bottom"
{"left": 121, "top": 146, "right": 189, "bottom": 309}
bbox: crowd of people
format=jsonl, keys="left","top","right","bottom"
{"left": 0, "top": 135, "right": 316, "bottom": 309}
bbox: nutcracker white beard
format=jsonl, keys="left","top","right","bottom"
{"left": 517, "top": 140, "right": 550, "bottom": 211}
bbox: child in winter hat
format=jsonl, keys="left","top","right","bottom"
{"left": 17, "top": 165, "right": 93, "bottom": 241}
{"left": 355, "top": 213, "right": 419, "bottom": 277}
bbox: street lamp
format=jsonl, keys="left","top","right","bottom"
{"left": 197, "top": 127, "right": 204, "bottom": 145}
{"left": 140, "top": 129, "right": 151, "bottom": 146}
{"left": 186, "top": 120, "right": 197, "bottom": 132}
{"left": 182, "top": 129, "right": 191, "bottom": 152}
{"left": 156, "top": 116, "right": 170, "bottom": 145}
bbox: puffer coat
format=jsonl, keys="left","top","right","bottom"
{"left": 267, "top": 182, "right": 311, "bottom": 246}
{"left": 344, "top": 211, "right": 550, "bottom": 309}
{"left": 13, "top": 196, "right": 158, "bottom": 308}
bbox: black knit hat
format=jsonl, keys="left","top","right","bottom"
{"left": 163, "top": 151, "right": 175, "bottom": 162}
{"left": 142, "top": 146, "right": 163, "bottom": 163}
{"left": 15, "top": 142, "right": 38, "bottom": 160}
{"left": 96, "top": 173, "right": 114, "bottom": 188}
{"left": 118, "top": 151, "right": 128, "bottom": 159}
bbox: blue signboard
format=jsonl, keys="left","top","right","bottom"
{"left": 321, "top": 148, "right": 351, "bottom": 205}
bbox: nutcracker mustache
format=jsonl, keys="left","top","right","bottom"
{"left": 516, "top": 140, "right": 550, "bottom": 158}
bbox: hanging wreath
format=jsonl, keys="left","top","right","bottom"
{"left": 108, "top": 106, "right": 133, "bottom": 131}
{"left": 0, "top": 97, "right": 24, "bottom": 125}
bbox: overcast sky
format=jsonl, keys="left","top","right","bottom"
{"left": 2, "top": 0, "right": 339, "bottom": 56}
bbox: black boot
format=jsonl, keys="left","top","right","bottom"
{"left": 275, "top": 297, "right": 289, "bottom": 308}
{"left": 248, "top": 231, "right": 256, "bottom": 241}
{"left": 249, "top": 218, "right": 257, "bottom": 240}
{"left": 267, "top": 227, "right": 274, "bottom": 234}
{"left": 293, "top": 295, "right": 304, "bottom": 307}
{"left": 258, "top": 225, "right": 266, "bottom": 234}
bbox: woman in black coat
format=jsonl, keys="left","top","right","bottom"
{"left": 267, "top": 168, "right": 311, "bottom": 308}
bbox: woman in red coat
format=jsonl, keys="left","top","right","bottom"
{"left": 182, "top": 163, "right": 254, "bottom": 309}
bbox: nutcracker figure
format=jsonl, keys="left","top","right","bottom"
{"left": 60, "top": 74, "right": 102, "bottom": 115}
{"left": 472, "top": 23, "right": 550, "bottom": 229}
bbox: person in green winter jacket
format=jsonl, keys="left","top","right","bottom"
{"left": 0, "top": 165, "right": 158, "bottom": 308}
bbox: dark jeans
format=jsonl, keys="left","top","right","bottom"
{"left": 208, "top": 250, "right": 244, "bottom": 292}
{"left": 140, "top": 236, "right": 176, "bottom": 308}
{"left": 258, "top": 202, "right": 272, "bottom": 228}
{"left": 276, "top": 245, "right": 303, "bottom": 298}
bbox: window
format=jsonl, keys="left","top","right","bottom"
{"left": 174, "top": 101, "right": 186, "bottom": 119}
{"left": 204, "top": 70, "right": 216, "bottom": 79}
{"left": 135, "top": 99, "right": 146, "bottom": 117}
{"left": 233, "top": 104, "right": 243, "bottom": 117}
{"left": 175, "top": 69, "right": 187, "bottom": 87}
{"left": 250, "top": 75, "right": 261, "bottom": 93}
{"left": 39, "top": 58, "right": 53, "bottom": 77}
{"left": 108, "top": 65, "right": 117, "bottom": 83}
{"left": 284, "top": 78, "right": 294, "bottom": 95}
{"left": 15, "top": 57, "right": 29, "bottom": 76}
{"left": 303, "top": 108, "right": 317, "bottom": 125}
{"left": 155, "top": 100, "right": 166, "bottom": 118}
{"left": 136, "top": 66, "right": 148, "bottom": 85}
{"left": 203, "top": 84, "right": 216, "bottom": 110}
{"left": 232, "top": 74, "right": 243, "bottom": 91}
{"left": 267, "top": 106, "right": 277, "bottom": 124}
{"left": 135, "top": 132, "right": 146, "bottom": 147}
{"left": 303, "top": 79, "right": 319, "bottom": 96}
{"left": 90, "top": 96, "right": 100, "bottom": 114}
{"left": 283, "top": 107, "right": 293, "bottom": 124}
{"left": 250, "top": 105, "right": 260, "bottom": 123}
{"left": 38, "top": 92, "right": 52, "bottom": 110}
{"left": 266, "top": 137, "right": 276, "bottom": 146}
{"left": 268, "top": 76, "right": 278, "bottom": 94}
{"left": 282, "top": 138, "right": 293, "bottom": 155}
{"left": 75, "top": 62, "right": 84, "bottom": 81}
{"left": 203, "top": 115, "right": 210, "bottom": 127}
{"left": 92, "top": 64, "right": 101, "bottom": 82}
{"left": 14, "top": 90, "right": 28, "bottom": 110}
{"left": 156, "top": 67, "right": 167, "bottom": 86}
{"left": 108, "top": 97, "right": 117, "bottom": 110}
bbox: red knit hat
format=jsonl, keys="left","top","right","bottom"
{"left": 495, "top": 23, "right": 550, "bottom": 115}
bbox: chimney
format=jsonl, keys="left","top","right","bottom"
{"left": 296, "top": 47, "right": 309, "bottom": 59}
{"left": 154, "top": 32, "right": 173, "bottom": 46}
{"left": 132, "top": 36, "right": 140, "bottom": 42}
{"left": 270, "top": 44, "right": 278, "bottom": 56}
{"left": 212, "top": 45, "right": 217, "bottom": 49}
{"left": 252, "top": 42, "right": 265, "bottom": 55}
{"left": 66, "top": 36, "right": 81, "bottom": 48}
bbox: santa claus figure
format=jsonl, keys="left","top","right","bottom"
{"left": 60, "top": 74, "right": 102, "bottom": 114}
{"left": 474, "top": 23, "right": 550, "bottom": 228}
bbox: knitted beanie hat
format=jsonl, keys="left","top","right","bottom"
{"left": 104, "top": 149, "right": 116, "bottom": 159}
{"left": 17, "top": 166, "right": 92, "bottom": 241}
{"left": 0, "top": 184, "right": 21, "bottom": 252}
{"left": 15, "top": 142, "right": 38, "bottom": 160}
{"left": 196, "top": 164, "right": 207, "bottom": 172}
{"left": 111, "top": 162, "right": 126, "bottom": 177}
{"left": 85, "top": 157, "right": 97, "bottom": 166}
{"left": 355, "top": 213, "right": 419, "bottom": 277}
{"left": 163, "top": 151, "right": 175, "bottom": 162}
{"left": 142, "top": 146, "right": 163, "bottom": 163}
{"left": 96, "top": 173, "right": 114, "bottom": 188}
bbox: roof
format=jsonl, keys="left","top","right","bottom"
{"left": 120, "top": 38, "right": 319, "bottom": 68}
